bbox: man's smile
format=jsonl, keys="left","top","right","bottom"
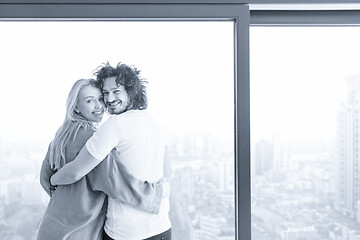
{"left": 107, "top": 101, "right": 121, "bottom": 108}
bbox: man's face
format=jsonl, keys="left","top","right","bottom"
{"left": 102, "top": 76, "right": 130, "bottom": 115}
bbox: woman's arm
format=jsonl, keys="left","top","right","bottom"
{"left": 40, "top": 144, "right": 55, "bottom": 197}
{"left": 87, "top": 149, "right": 164, "bottom": 214}
{"left": 161, "top": 146, "right": 172, "bottom": 197}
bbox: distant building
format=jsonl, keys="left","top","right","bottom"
{"left": 5, "top": 175, "right": 45, "bottom": 204}
{"left": 0, "top": 204, "right": 4, "bottom": 222}
{"left": 172, "top": 167, "right": 196, "bottom": 197}
{"left": 220, "top": 190, "right": 234, "bottom": 207}
{"left": 278, "top": 222, "right": 318, "bottom": 240}
{"left": 336, "top": 76, "right": 360, "bottom": 221}
{"left": 255, "top": 140, "right": 274, "bottom": 175}
{"left": 340, "top": 224, "right": 360, "bottom": 240}
{"left": 190, "top": 224, "right": 202, "bottom": 240}
{"left": 358, "top": 200, "right": 360, "bottom": 223}
{"left": 183, "top": 132, "right": 195, "bottom": 156}
{"left": 0, "top": 182, "right": 7, "bottom": 200}
{"left": 198, "top": 215, "right": 230, "bottom": 240}
{"left": 216, "top": 234, "right": 234, "bottom": 240}
{"left": 22, "top": 175, "right": 46, "bottom": 203}
{"left": 6, "top": 181, "right": 22, "bottom": 204}
{"left": 272, "top": 135, "right": 285, "bottom": 171}
{"left": 211, "top": 158, "right": 234, "bottom": 191}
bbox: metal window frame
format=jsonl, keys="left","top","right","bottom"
{"left": 251, "top": 9, "right": 360, "bottom": 26}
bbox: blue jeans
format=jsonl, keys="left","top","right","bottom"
{"left": 103, "top": 228, "right": 172, "bottom": 240}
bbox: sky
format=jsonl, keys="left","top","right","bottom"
{"left": 250, "top": 27, "right": 360, "bottom": 142}
{"left": 0, "top": 21, "right": 234, "bottom": 144}
{"left": 1, "top": 22, "right": 360, "bottom": 146}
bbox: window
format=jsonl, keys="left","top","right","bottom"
{"left": 250, "top": 7, "right": 360, "bottom": 240}
{"left": 0, "top": 2, "right": 249, "bottom": 240}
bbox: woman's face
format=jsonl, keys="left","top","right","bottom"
{"left": 76, "top": 85, "right": 104, "bottom": 123}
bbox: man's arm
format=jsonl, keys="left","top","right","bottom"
{"left": 51, "top": 116, "right": 122, "bottom": 186}
{"left": 50, "top": 146, "right": 99, "bottom": 185}
{"left": 87, "top": 149, "right": 163, "bottom": 214}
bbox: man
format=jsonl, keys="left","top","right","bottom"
{"left": 51, "top": 62, "right": 172, "bottom": 240}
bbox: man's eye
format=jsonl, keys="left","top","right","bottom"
{"left": 114, "top": 90, "right": 120, "bottom": 94}
{"left": 103, "top": 92, "right": 109, "bottom": 96}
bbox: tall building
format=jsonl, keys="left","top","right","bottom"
{"left": 273, "top": 134, "right": 285, "bottom": 171}
{"left": 0, "top": 203, "right": 4, "bottom": 223}
{"left": 173, "top": 167, "right": 196, "bottom": 197}
{"left": 336, "top": 76, "right": 360, "bottom": 221}
{"left": 254, "top": 140, "right": 274, "bottom": 175}
{"left": 183, "top": 132, "right": 196, "bottom": 156}
{"left": 211, "top": 157, "right": 234, "bottom": 192}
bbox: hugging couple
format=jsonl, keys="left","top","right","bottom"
{"left": 36, "top": 62, "right": 172, "bottom": 240}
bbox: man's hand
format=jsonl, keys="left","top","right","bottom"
{"left": 158, "top": 177, "right": 171, "bottom": 198}
{"left": 49, "top": 175, "right": 58, "bottom": 197}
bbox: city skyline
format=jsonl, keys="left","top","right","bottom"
{"left": 250, "top": 27, "right": 360, "bottom": 240}
{"left": 0, "top": 131, "right": 235, "bottom": 240}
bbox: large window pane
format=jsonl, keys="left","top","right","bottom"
{"left": 0, "top": 21, "right": 234, "bottom": 239}
{"left": 251, "top": 27, "right": 360, "bottom": 240}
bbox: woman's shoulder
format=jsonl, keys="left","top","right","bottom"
{"left": 75, "top": 125, "right": 96, "bottom": 143}
{"left": 65, "top": 125, "right": 96, "bottom": 160}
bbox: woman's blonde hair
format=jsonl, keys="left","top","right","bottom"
{"left": 48, "top": 78, "right": 100, "bottom": 170}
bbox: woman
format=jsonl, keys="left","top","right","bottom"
{"left": 37, "top": 78, "right": 164, "bottom": 240}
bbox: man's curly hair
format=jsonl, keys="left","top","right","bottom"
{"left": 94, "top": 62, "right": 147, "bottom": 110}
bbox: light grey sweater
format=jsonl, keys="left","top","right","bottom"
{"left": 37, "top": 125, "right": 162, "bottom": 240}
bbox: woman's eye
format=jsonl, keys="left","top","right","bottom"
{"left": 87, "top": 99, "right": 93, "bottom": 103}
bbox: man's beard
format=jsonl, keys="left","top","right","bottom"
{"left": 106, "top": 101, "right": 129, "bottom": 115}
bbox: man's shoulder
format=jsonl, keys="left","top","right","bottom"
{"left": 110, "top": 110, "right": 158, "bottom": 130}
{"left": 112, "top": 109, "right": 148, "bottom": 120}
